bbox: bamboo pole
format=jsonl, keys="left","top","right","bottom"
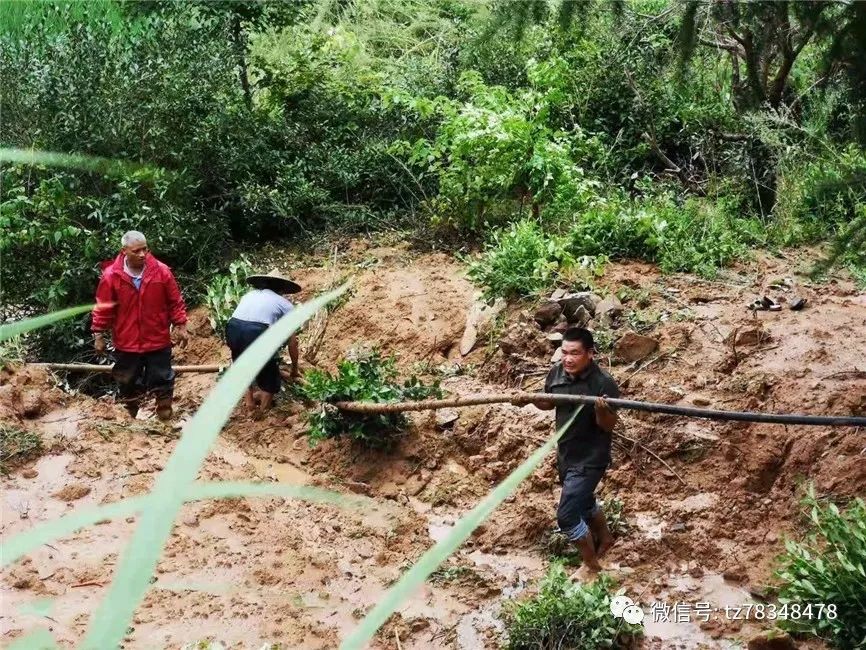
{"left": 335, "top": 392, "right": 866, "bottom": 427}
{"left": 31, "top": 363, "right": 225, "bottom": 374}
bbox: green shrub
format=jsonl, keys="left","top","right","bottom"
{"left": 568, "top": 196, "right": 756, "bottom": 278}
{"left": 467, "top": 219, "right": 577, "bottom": 299}
{"left": 0, "top": 423, "right": 43, "bottom": 474}
{"left": 505, "top": 563, "right": 642, "bottom": 649}
{"left": 204, "top": 255, "right": 253, "bottom": 337}
{"left": 295, "top": 350, "right": 442, "bottom": 449}
{"left": 569, "top": 202, "right": 660, "bottom": 261}
{"left": 654, "top": 198, "right": 755, "bottom": 278}
{"left": 775, "top": 486, "right": 866, "bottom": 649}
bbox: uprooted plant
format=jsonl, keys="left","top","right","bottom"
{"left": 504, "top": 562, "right": 642, "bottom": 649}
{"left": 0, "top": 422, "right": 43, "bottom": 474}
{"left": 295, "top": 349, "right": 442, "bottom": 449}
{"left": 774, "top": 485, "right": 866, "bottom": 649}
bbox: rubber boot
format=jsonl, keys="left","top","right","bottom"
{"left": 156, "top": 396, "right": 173, "bottom": 422}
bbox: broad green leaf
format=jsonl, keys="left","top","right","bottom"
{"left": 81, "top": 284, "right": 347, "bottom": 649}
{"left": 0, "top": 305, "right": 93, "bottom": 342}
{"left": 339, "top": 408, "right": 579, "bottom": 650}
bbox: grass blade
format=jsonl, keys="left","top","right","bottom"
{"left": 81, "top": 284, "right": 348, "bottom": 649}
{"left": 0, "top": 305, "right": 94, "bottom": 342}
{"left": 0, "top": 148, "right": 157, "bottom": 179}
{"left": 6, "top": 627, "right": 59, "bottom": 649}
{"left": 340, "top": 408, "right": 580, "bottom": 650}
{"left": 2, "top": 480, "right": 366, "bottom": 568}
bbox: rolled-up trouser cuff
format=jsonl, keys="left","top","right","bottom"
{"left": 562, "top": 502, "right": 601, "bottom": 541}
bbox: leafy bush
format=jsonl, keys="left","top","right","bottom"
{"left": 569, "top": 202, "right": 660, "bottom": 260}
{"left": 775, "top": 486, "right": 866, "bottom": 649}
{"left": 568, "top": 196, "right": 757, "bottom": 278}
{"left": 504, "top": 563, "right": 642, "bottom": 649}
{"left": 204, "top": 256, "right": 253, "bottom": 337}
{"left": 296, "top": 350, "right": 442, "bottom": 449}
{"left": 654, "top": 198, "right": 756, "bottom": 278}
{"left": 0, "top": 423, "right": 43, "bottom": 474}
{"left": 467, "top": 219, "right": 577, "bottom": 299}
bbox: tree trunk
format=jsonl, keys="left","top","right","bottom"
{"left": 231, "top": 13, "right": 252, "bottom": 110}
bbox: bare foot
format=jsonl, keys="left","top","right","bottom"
{"left": 570, "top": 563, "right": 601, "bottom": 583}
{"left": 597, "top": 536, "right": 614, "bottom": 557}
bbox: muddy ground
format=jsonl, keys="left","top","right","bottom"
{"left": 2, "top": 240, "right": 864, "bottom": 649}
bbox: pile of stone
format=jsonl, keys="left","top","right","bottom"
{"left": 532, "top": 289, "right": 658, "bottom": 364}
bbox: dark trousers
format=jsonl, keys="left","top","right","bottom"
{"left": 557, "top": 465, "right": 606, "bottom": 541}
{"left": 225, "top": 317, "right": 281, "bottom": 394}
{"left": 112, "top": 347, "right": 175, "bottom": 403}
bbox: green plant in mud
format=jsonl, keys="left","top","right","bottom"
{"left": 602, "top": 496, "right": 629, "bottom": 537}
{"left": 0, "top": 423, "right": 43, "bottom": 474}
{"left": 774, "top": 486, "right": 866, "bottom": 649}
{"left": 204, "top": 255, "right": 254, "bottom": 337}
{"left": 296, "top": 350, "right": 442, "bottom": 449}
{"left": 467, "top": 219, "right": 577, "bottom": 300}
{"left": 504, "top": 563, "right": 642, "bottom": 650}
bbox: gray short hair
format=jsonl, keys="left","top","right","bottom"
{"left": 121, "top": 231, "right": 147, "bottom": 247}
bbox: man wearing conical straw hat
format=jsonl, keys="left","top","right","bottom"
{"left": 225, "top": 269, "right": 302, "bottom": 414}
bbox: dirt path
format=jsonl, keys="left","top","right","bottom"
{"left": 2, "top": 245, "right": 863, "bottom": 649}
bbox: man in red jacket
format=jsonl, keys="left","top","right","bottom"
{"left": 92, "top": 231, "right": 188, "bottom": 421}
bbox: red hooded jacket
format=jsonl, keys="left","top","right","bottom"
{"left": 92, "top": 253, "right": 187, "bottom": 353}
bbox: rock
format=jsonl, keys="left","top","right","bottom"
{"left": 558, "top": 292, "right": 601, "bottom": 318}
{"left": 613, "top": 331, "right": 658, "bottom": 363}
{"left": 499, "top": 322, "right": 549, "bottom": 359}
{"left": 547, "top": 332, "right": 564, "bottom": 348}
{"left": 346, "top": 481, "right": 371, "bottom": 496}
{"left": 568, "top": 305, "right": 591, "bottom": 326}
{"left": 52, "top": 484, "right": 91, "bottom": 502}
{"left": 21, "top": 469, "right": 38, "bottom": 479}
{"left": 435, "top": 408, "right": 459, "bottom": 429}
{"left": 181, "top": 513, "right": 199, "bottom": 527}
{"left": 730, "top": 327, "right": 770, "bottom": 347}
{"left": 533, "top": 301, "right": 562, "bottom": 327}
{"left": 550, "top": 288, "right": 566, "bottom": 301}
{"left": 596, "top": 294, "right": 623, "bottom": 317}
{"left": 460, "top": 296, "right": 506, "bottom": 355}
{"left": 551, "top": 315, "right": 569, "bottom": 335}
{"left": 746, "top": 631, "right": 797, "bottom": 650}
{"left": 690, "top": 395, "right": 711, "bottom": 407}
{"left": 722, "top": 568, "right": 747, "bottom": 583}
{"left": 551, "top": 347, "right": 563, "bottom": 363}
{"left": 789, "top": 296, "right": 806, "bottom": 311}
{"left": 20, "top": 390, "right": 44, "bottom": 419}
{"left": 669, "top": 522, "right": 687, "bottom": 533}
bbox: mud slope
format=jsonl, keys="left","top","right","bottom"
{"left": 2, "top": 244, "right": 862, "bottom": 649}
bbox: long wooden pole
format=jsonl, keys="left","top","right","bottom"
{"left": 29, "top": 363, "right": 866, "bottom": 427}
{"left": 335, "top": 392, "right": 866, "bottom": 427}
{"left": 31, "top": 363, "right": 225, "bottom": 374}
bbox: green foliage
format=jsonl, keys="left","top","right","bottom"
{"left": 390, "top": 61, "right": 603, "bottom": 234}
{"left": 504, "top": 563, "right": 642, "bottom": 650}
{"left": 296, "top": 350, "right": 442, "bottom": 449}
{"left": 603, "top": 496, "right": 629, "bottom": 537}
{"left": 0, "top": 423, "right": 43, "bottom": 475}
{"left": 204, "top": 256, "right": 254, "bottom": 336}
{"left": 467, "top": 219, "right": 577, "bottom": 299}
{"left": 569, "top": 196, "right": 757, "bottom": 278}
{"left": 775, "top": 486, "right": 866, "bottom": 649}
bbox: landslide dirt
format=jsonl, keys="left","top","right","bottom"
{"left": 2, "top": 241, "right": 863, "bottom": 649}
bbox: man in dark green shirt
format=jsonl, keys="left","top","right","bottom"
{"left": 518, "top": 327, "right": 619, "bottom": 573}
